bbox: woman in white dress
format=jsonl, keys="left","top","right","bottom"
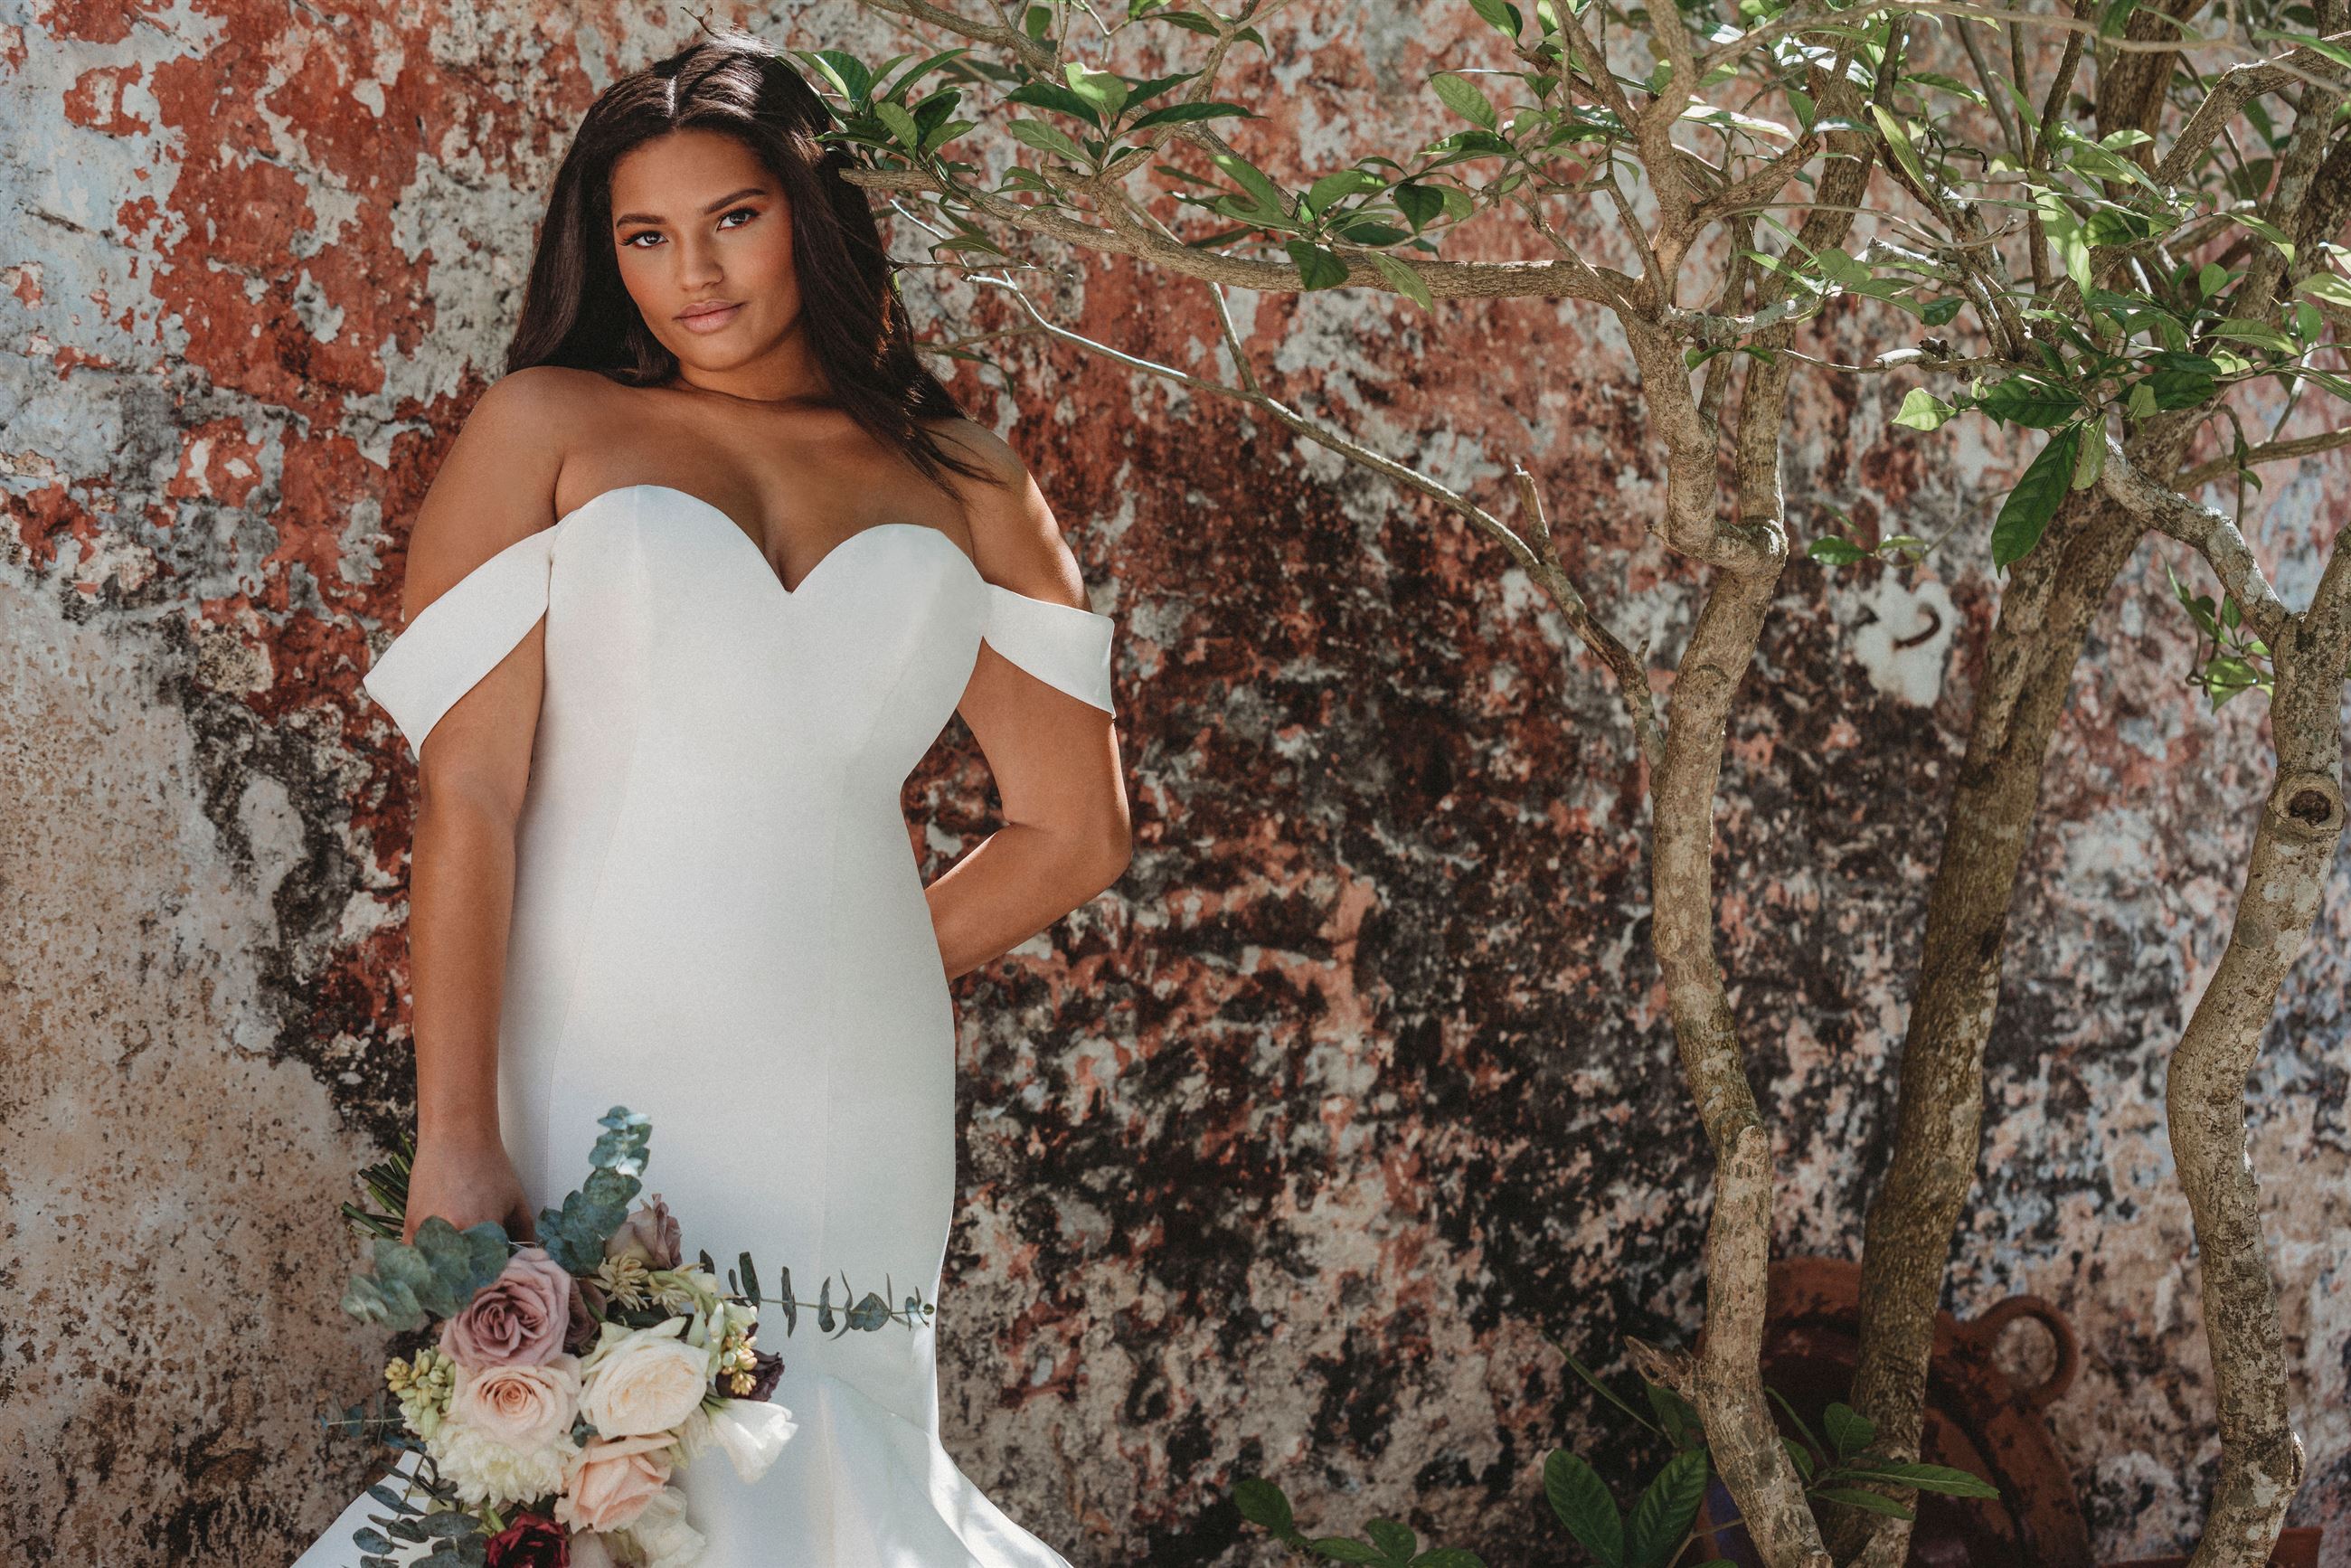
{"left": 292, "top": 30, "right": 1131, "bottom": 1568}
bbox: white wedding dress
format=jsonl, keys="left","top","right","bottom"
{"left": 290, "top": 483, "right": 1116, "bottom": 1567}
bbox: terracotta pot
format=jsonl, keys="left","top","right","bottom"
{"left": 1695, "top": 1256, "right": 2091, "bottom": 1568}
{"left": 2101, "top": 1525, "right": 2323, "bottom": 1568}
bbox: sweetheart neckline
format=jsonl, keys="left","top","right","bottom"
{"left": 558, "top": 483, "right": 976, "bottom": 600}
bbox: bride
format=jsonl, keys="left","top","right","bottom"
{"left": 293, "top": 28, "right": 1131, "bottom": 1568}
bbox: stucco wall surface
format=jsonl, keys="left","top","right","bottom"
{"left": 2, "top": 3, "right": 2346, "bottom": 1566}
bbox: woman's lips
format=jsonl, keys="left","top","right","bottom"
{"left": 675, "top": 301, "right": 743, "bottom": 335}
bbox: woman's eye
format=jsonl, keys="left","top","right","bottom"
{"left": 622, "top": 231, "right": 662, "bottom": 249}
{"left": 718, "top": 208, "right": 756, "bottom": 230}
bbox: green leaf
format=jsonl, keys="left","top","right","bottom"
{"left": 1644, "top": 1380, "right": 1704, "bottom": 1450}
{"left": 1006, "top": 80, "right": 1105, "bottom": 128}
{"left": 1992, "top": 427, "right": 2082, "bottom": 571}
{"left": 1868, "top": 103, "right": 1930, "bottom": 188}
{"left": 1893, "top": 388, "right": 1958, "bottom": 430}
{"left": 1557, "top": 1346, "right": 1661, "bottom": 1434}
{"left": 1062, "top": 61, "right": 1129, "bottom": 121}
{"left": 1309, "top": 1538, "right": 1386, "bottom": 1563}
{"left": 1126, "top": 100, "right": 1253, "bottom": 133}
{"left": 1210, "top": 151, "right": 1290, "bottom": 219}
{"left": 1782, "top": 1435, "right": 1817, "bottom": 1481}
{"left": 1836, "top": 1461, "right": 2002, "bottom": 1498}
{"left": 2296, "top": 270, "right": 2351, "bottom": 310}
{"left": 1006, "top": 118, "right": 1091, "bottom": 165}
{"left": 1306, "top": 168, "right": 1384, "bottom": 216}
{"left": 1808, "top": 536, "right": 1869, "bottom": 565}
{"left": 1468, "top": 0, "right": 1523, "bottom": 33}
{"left": 874, "top": 100, "right": 921, "bottom": 149}
{"left": 2210, "top": 317, "right": 2299, "bottom": 354}
{"left": 2148, "top": 368, "right": 2216, "bottom": 411}
{"left": 2072, "top": 425, "right": 2106, "bottom": 491}
{"left": 1393, "top": 183, "right": 1445, "bottom": 231}
{"left": 1430, "top": 71, "right": 1500, "bottom": 130}
{"left": 1628, "top": 1450, "right": 1710, "bottom": 1568}
{"left": 1978, "top": 377, "right": 2081, "bottom": 430}
{"left": 1409, "top": 1552, "right": 1487, "bottom": 1568}
{"left": 1366, "top": 1519, "right": 1418, "bottom": 1561}
{"left": 1813, "top": 1486, "right": 1914, "bottom": 1521}
{"left": 1223, "top": 1486, "right": 1298, "bottom": 1533}
{"left": 1286, "top": 241, "right": 1350, "bottom": 289}
{"left": 1544, "top": 1450, "right": 1625, "bottom": 1568}
{"left": 1815, "top": 1410, "right": 1871, "bottom": 1457}
{"left": 1368, "top": 253, "right": 1435, "bottom": 310}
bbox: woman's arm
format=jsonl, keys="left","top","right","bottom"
{"left": 392, "top": 370, "right": 573, "bottom": 1242}
{"left": 930, "top": 424, "right": 1133, "bottom": 980}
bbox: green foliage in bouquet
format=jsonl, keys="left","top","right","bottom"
{"left": 340, "top": 1217, "right": 512, "bottom": 1334}
{"left": 337, "top": 1107, "right": 653, "bottom": 1330}
{"left": 536, "top": 1107, "right": 653, "bottom": 1274}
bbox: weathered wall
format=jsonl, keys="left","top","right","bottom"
{"left": 2, "top": 3, "right": 2346, "bottom": 1566}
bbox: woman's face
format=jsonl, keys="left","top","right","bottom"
{"left": 608, "top": 127, "right": 801, "bottom": 378}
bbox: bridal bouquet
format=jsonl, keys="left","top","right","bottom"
{"left": 328, "top": 1106, "right": 932, "bottom": 1568}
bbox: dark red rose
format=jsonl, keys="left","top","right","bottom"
{"left": 485, "top": 1512, "right": 569, "bottom": 1568}
{"left": 563, "top": 1275, "right": 602, "bottom": 1356}
{"left": 742, "top": 1346, "right": 784, "bottom": 1403}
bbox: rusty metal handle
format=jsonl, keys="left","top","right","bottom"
{"left": 1962, "top": 1294, "right": 2080, "bottom": 1412}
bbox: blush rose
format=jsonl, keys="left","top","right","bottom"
{"left": 442, "top": 1247, "right": 575, "bottom": 1369}
{"left": 555, "top": 1432, "right": 674, "bottom": 1532}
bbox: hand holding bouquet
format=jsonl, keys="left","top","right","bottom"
{"left": 328, "top": 1107, "right": 932, "bottom": 1568}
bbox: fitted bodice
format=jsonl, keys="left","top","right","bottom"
{"left": 361, "top": 482, "right": 1117, "bottom": 779}
{"left": 355, "top": 482, "right": 1119, "bottom": 1269}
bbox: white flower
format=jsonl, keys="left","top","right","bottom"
{"left": 424, "top": 1415, "right": 575, "bottom": 1509}
{"left": 567, "top": 1533, "right": 620, "bottom": 1568}
{"left": 448, "top": 1354, "right": 581, "bottom": 1451}
{"left": 628, "top": 1485, "right": 707, "bottom": 1568}
{"left": 703, "top": 1398, "right": 798, "bottom": 1483}
{"left": 580, "top": 1318, "right": 713, "bottom": 1438}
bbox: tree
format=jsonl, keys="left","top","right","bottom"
{"left": 809, "top": 3, "right": 2351, "bottom": 1563}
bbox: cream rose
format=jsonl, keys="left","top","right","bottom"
{"left": 448, "top": 1353, "right": 581, "bottom": 1451}
{"left": 628, "top": 1485, "right": 708, "bottom": 1568}
{"left": 579, "top": 1321, "right": 712, "bottom": 1438}
{"left": 555, "top": 1431, "right": 673, "bottom": 1533}
{"left": 703, "top": 1398, "right": 798, "bottom": 1483}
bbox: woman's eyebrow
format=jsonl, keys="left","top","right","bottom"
{"left": 611, "top": 186, "right": 770, "bottom": 228}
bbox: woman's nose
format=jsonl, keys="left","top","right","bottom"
{"left": 677, "top": 236, "right": 723, "bottom": 288}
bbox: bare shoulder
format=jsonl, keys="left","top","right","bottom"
{"left": 924, "top": 417, "right": 1091, "bottom": 609}
{"left": 398, "top": 368, "right": 601, "bottom": 620}
{"left": 464, "top": 364, "right": 613, "bottom": 441}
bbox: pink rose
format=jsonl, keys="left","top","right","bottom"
{"left": 449, "top": 1353, "right": 581, "bottom": 1450}
{"left": 603, "top": 1195, "right": 681, "bottom": 1270}
{"left": 555, "top": 1432, "right": 674, "bottom": 1533}
{"left": 441, "top": 1246, "right": 574, "bottom": 1368}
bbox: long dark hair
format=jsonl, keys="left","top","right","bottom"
{"left": 505, "top": 29, "right": 995, "bottom": 494}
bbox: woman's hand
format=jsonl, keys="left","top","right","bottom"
{"left": 403, "top": 1134, "right": 538, "bottom": 1245}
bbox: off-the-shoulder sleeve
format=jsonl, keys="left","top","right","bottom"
{"left": 362, "top": 526, "right": 558, "bottom": 761}
{"left": 979, "top": 581, "right": 1116, "bottom": 714}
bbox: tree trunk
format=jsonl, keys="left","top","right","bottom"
{"left": 2176, "top": 544, "right": 2351, "bottom": 1567}
{"left": 1651, "top": 560, "right": 1832, "bottom": 1568}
